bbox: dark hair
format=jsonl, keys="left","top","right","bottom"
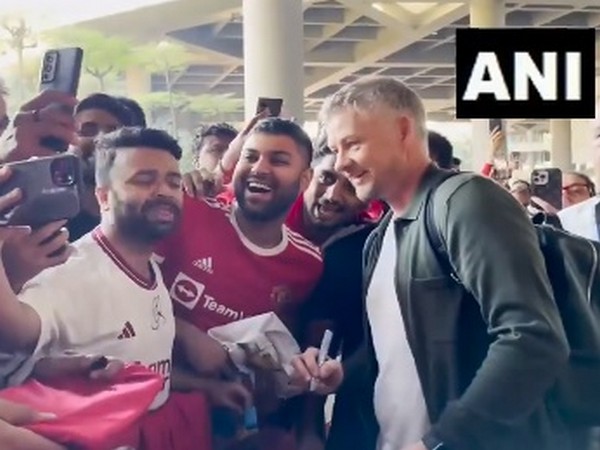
{"left": 510, "top": 179, "right": 531, "bottom": 192}
{"left": 193, "top": 123, "right": 238, "bottom": 152}
{"left": 116, "top": 97, "right": 147, "bottom": 127}
{"left": 95, "top": 127, "right": 182, "bottom": 187}
{"left": 75, "top": 93, "right": 135, "bottom": 127}
{"left": 249, "top": 118, "right": 313, "bottom": 165}
{"left": 311, "top": 123, "right": 331, "bottom": 166}
{"left": 428, "top": 130, "right": 453, "bottom": 170}
{"left": 566, "top": 171, "right": 596, "bottom": 196}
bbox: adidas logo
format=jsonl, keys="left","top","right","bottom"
{"left": 117, "top": 321, "right": 136, "bottom": 340}
{"left": 193, "top": 257, "right": 213, "bottom": 274}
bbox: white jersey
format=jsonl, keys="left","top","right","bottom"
{"left": 7, "top": 229, "right": 175, "bottom": 410}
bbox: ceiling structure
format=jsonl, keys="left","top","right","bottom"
{"left": 71, "top": 0, "right": 600, "bottom": 126}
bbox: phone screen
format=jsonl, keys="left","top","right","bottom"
{"left": 256, "top": 98, "right": 283, "bottom": 117}
{"left": 489, "top": 118, "right": 502, "bottom": 133}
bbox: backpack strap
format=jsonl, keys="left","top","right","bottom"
{"left": 424, "top": 171, "right": 463, "bottom": 284}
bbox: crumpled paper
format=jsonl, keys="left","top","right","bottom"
{"left": 208, "top": 313, "right": 303, "bottom": 399}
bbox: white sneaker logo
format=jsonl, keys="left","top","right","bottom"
{"left": 193, "top": 257, "right": 213, "bottom": 274}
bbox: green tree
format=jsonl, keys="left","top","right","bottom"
{"left": 135, "top": 41, "right": 197, "bottom": 137}
{"left": 188, "top": 93, "right": 243, "bottom": 121}
{"left": 0, "top": 16, "right": 36, "bottom": 102}
{"left": 45, "top": 28, "right": 133, "bottom": 91}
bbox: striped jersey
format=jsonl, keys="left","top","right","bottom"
{"left": 155, "top": 196, "right": 323, "bottom": 332}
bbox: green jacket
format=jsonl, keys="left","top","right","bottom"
{"left": 350, "top": 166, "right": 572, "bottom": 450}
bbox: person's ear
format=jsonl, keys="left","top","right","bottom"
{"left": 300, "top": 167, "right": 313, "bottom": 192}
{"left": 95, "top": 186, "right": 110, "bottom": 211}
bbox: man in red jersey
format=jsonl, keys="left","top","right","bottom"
{"left": 155, "top": 117, "right": 323, "bottom": 450}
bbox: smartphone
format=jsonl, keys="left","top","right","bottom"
{"left": 531, "top": 168, "right": 562, "bottom": 211}
{"left": 0, "top": 154, "right": 82, "bottom": 228}
{"left": 256, "top": 97, "right": 283, "bottom": 117}
{"left": 489, "top": 118, "right": 502, "bottom": 133}
{"left": 38, "top": 47, "right": 84, "bottom": 152}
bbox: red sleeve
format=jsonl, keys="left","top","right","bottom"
{"left": 481, "top": 162, "right": 494, "bottom": 177}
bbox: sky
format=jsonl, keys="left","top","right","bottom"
{"left": 0, "top": 0, "right": 173, "bottom": 30}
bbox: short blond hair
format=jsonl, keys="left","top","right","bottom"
{"left": 319, "top": 76, "right": 427, "bottom": 138}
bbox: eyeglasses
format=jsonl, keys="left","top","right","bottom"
{"left": 562, "top": 183, "right": 590, "bottom": 194}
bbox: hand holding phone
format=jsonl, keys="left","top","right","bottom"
{"left": 0, "top": 154, "right": 82, "bottom": 228}
{"left": 256, "top": 98, "right": 283, "bottom": 117}
{"left": 531, "top": 168, "right": 563, "bottom": 211}
{"left": 38, "top": 48, "right": 83, "bottom": 152}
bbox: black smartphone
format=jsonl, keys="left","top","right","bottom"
{"left": 0, "top": 154, "right": 82, "bottom": 228}
{"left": 256, "top": 97, "right": 283, "bottom": 117}
{"left": 531, "top": 168, "right": 563, "bottom": 211}
{"left": 489, "top": 118, "right": 502, "bottom": 133}
{"left": 38, "top": 47, "right": 84, "bottom": 152}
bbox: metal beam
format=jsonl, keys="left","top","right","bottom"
{"left": 305, "top": 10, "right": 362, "bottom": 52}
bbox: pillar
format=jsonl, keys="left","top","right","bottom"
{"left": 242, "top": 0, "right": 304, "bottom": 122}
{"left": 469, "top": 0, "right": 505, "bottom": 172}
{"left": 550, "top": 119, "right": 572, "bottom": 171}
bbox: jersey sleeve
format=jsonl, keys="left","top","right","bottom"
{"left": 8, "top": 270, "right": 78, "bottom": 385}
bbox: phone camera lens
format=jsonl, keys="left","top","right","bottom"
{"left": 50, "top": 158, "right": 76, "bottom": 187}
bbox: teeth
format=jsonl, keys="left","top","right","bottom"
{"left": 248, "top": 181, "right": 272, "bottom": 192}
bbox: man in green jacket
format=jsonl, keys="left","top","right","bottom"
{"left": 292, "top": 76, "right": 571, "bottom": 450}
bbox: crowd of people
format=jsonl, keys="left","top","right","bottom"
{"left": 0, "top": 72, "right": 598, "bottom": 450}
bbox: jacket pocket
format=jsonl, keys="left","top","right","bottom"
{"left": 408, "top": 276, "right": 461, "bottom": 343}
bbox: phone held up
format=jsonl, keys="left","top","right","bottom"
{"left": 0, "top": 154, "right": 82, "bottom": 228}
{"left": 256, "top": 97, "right": 283, "bottom": 117}
{"left": 531, "top": 168, "right": 563, "bottom": 211}
{"left": 38, "top": 47, "right": 84, "bottom": 153}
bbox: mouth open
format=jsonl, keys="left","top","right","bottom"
{"left": 146, "top": 205, "right": 177, "bottom": 222}
{"left": 245, "top": 180, "right": 274, "bottom": 201}
{"left": 315, "top": 202, "right": 342, "bottom": 221}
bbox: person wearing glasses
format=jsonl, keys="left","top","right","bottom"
{"left": 562, "top": 172, "right": 595, "bottom": 209}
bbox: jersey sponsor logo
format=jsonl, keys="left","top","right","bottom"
{"left": 152, "top": 295, "right": 168, "bottom": 330}
{"left": 193, "top": 257, "right": 213, "bottom": 274}
{"left": 203, "top": 295, "right": 245, "bottom": 321}
{"left": 117, "top": 321, "right": 136, "bottom": 340}
{"left": 170, "top": 272, "right": 206, "bottom": 310}
{"left": 270, "top": 285, "right": 293, "bottom": 304}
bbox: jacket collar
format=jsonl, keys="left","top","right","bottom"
{"left": 397, "top": 164, "right": 445, "bottom": 221}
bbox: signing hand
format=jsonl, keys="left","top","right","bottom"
{"left": 290, "top": 347, "right": 343, "bottom": 396}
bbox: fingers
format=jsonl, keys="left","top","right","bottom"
{"left": 182, "top": 172, "right": 197, "bottom": 198}
{"left": 30, "top": 221, "right": 68, "bottom": 246}
{"left": 0, "top": 399, "right": 56, "bottom": 426}
{"left": 0, "top": 166, "right": 12, "bottom": 184}
{"left": 0, "top": 189, "right": 22, "bottom": 215}
{"left": 291, "top": 347, "right": 320, "bottom": 386}
{"left": 20, "top": 91, "right": 77, "bottom": 113}
{"left": 90, "top": 359, "right": 125, "bottom": 381}
{"left": 223, "top": 383, "right": 252, "bottom": 414}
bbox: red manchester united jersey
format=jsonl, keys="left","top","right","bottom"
{"left": 155, "top": 196, "right": 323, "bottom": 332}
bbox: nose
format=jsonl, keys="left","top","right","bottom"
{"left": 323, "top": 181, "right": 345, "bottom": 204}
{"left": 250, "top": 155, "right": 271, "bottom": 175}
{"left": 334, "top": 151, "right": 350, "bottom": 174}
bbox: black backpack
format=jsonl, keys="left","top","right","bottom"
{"left": 425, "top": 172, "right": 600, "bottom": 425}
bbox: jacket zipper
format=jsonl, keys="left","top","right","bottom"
{"left": 587, "top": 240, "right": 598, "bottom": 305}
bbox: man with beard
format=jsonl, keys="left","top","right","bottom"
{"left": 0, "top": 127, "right": 213, "bottom": 449}
{"left": 156, "top": 117, "right": 323, "bottom": 450}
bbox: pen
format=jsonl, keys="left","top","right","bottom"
{"left": 310, "top": 329, "right": 333, "bottom": 392}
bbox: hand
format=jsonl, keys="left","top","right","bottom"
{"left": 3, "top": 91, "right": 77, "bottom": 163}
{"left": 530, "top": 196, "right": 560, "bottom": 215}
{"left": 3, "top": 220, "right": 72, "bottom": 292}
{"left": 182, "top": 168, "right": 225, "bottom": 199}
{"left": 252, "top": 368, "right": 280, "bottom": 416}
{"left": 0, "top": 399, "right": 65, "bottom": 450}
{"left": 205, "top": 379, "right": 252, "bottom": 415}
{"left": 32, "top": 354, "right": 125, "bottom": 382}
{"left": 290, "top": 347, "right": 343, "bottom": 396}
{"left": 489, "top": 127, "right": 505, "bottom": 161}
{"left": 0, "top": 166, "right": 30, "bottom": 245}
{"left": 400, "top": 442, "right": 428, "bottom": 450}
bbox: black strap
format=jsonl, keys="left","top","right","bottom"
{"left": 424, "top": 171, "right": 462, "bottom": 284}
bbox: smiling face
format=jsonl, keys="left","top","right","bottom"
{"left": 302, "top": 154, "right": 367, "bottom": 229}
{"left": 233, "top": 132, "right": 311, "bottom": 222}
{"left": 325, "top": 105, "right": 418, "bottom": 204}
